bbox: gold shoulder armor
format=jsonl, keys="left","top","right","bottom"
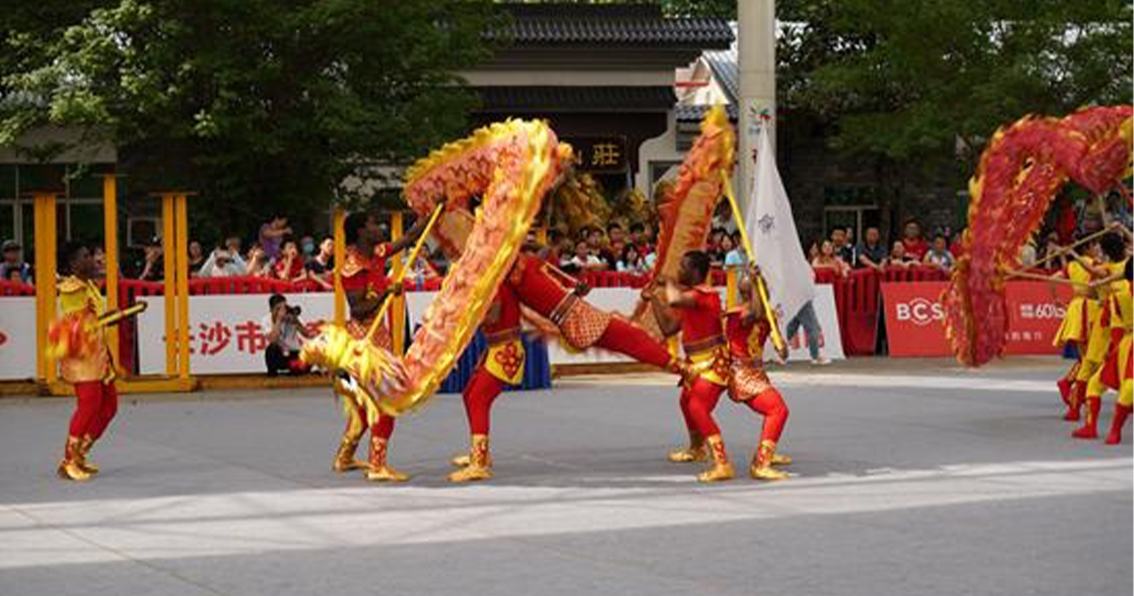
{"left": 57, "top": 276, "right": 85, "bottom": 294}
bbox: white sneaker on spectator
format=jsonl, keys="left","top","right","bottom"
{"left": 810, "top": 357, "right": 831, "bottom": 366}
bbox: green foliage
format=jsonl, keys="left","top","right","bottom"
{"left": 1, "top": 0, "right": 500, "bottom": 231}
{"left": 659, "top": 0, "right": 736, "bottom": 19}
{"left": 779, "top": 0, "right": 1133, "bottom": 165}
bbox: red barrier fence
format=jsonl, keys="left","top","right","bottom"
{"left": 2, "top": 266, "right": 1060, "bottom": 367}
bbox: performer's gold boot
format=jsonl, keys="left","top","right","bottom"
{"left": 771, "top": 452, "right": 792, "bottom": 466}
{"left": 448, "top": 435, "right": 493, "bottom": 483}
{"left": 331, "top": 386, "right": 369, "bottom": 473}
{"left": 365, "top": 436, "right": 408, "bottom": 482}
{"left": 697, "top": 434, "right": 734, "bottom": 482}
{"left": 332, "top": 436, "right": 367, "bottom": 473}
{"left": 57, "top": 435, "right": 92, "bottom": 482}
{"left": 450, "top": 451, "right": 494, "bottom": 468}
{"left": 750, "top": 440, "right": 791, "bottom": 481}
{"left": 667, "top": 431, "right": 707, "bottom": 462}
{"left": 76, "top": 434, "right": 99, "bottom": 475}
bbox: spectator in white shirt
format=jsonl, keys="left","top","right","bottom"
{"left": 617, "top": 243, "right": 648, "bottom": 274}
{"left": 198, "top": 247, "right": 247, "bottom": 277}
{"left": 262, "top": 294, "right": 315, "bottom": 376}
{"left": 566, "top": 241, "right": 606, "bottom": 272}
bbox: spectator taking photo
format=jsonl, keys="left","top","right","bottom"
{"left": 263, "top": 293, "right": 315, "bottom": 377}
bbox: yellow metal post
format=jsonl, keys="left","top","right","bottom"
{"left": 333, "top": 208, "right": 346, "bottom": 327}
{"left": 33, "top": 192, "right": 59, "bottom": 383}
{"left": 390, "top": 212, "right": 405, "bottom": 355}
{"left": 161, "top": 194, "right": 176, "bottom": 375}
{"left": 175, "top": 194, "right": 190, "bottom": 379}
{"left": 101, "top": 175, "right": 122, "bottom": 375}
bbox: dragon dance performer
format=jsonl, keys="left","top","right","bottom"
{"left": 331, "top": 210, "right": 431, "bottom": 482}
{"left": 507, "top": 248, "right": 680, "bottom": 373}
{"left": 642, "top": 251, "right": 735, "bottom": 482}
{"left": 1052, "top": 238, "right": 1102, "bottom": 421}
{"left": 723, "top": 267, "right": 793, "bottom": 480}
{"left": 446, "top": 242, "right": 680, "bottom": 482}
{"left": 1098, "top": 258, "right": 1132, "bottom": 444}
{"left": 51, "top": 242, "right": 143, "bottom": 481}
{"left": 1072, "top": 233, "right": 1129, "bottom": 440}
{"left": 447, "top": 283, "right": 525, "bottom": 482}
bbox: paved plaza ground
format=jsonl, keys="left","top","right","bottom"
{"left": 1, "top": 356, "right": 1130, "bottom": 596}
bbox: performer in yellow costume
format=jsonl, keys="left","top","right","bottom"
{"left": 1091, "top": 257, "right": 1132, "bottom": 444}
{"left": 1072, "top": 233, "right": 1130, "bottom": 440}
{"left": 1052, "top": 239, "right": 1101, "bottom": 421}
{"left": 49, "top": 242, "right": 143, "bottom": 481}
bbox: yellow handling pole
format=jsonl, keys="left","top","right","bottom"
{"left": 333, "top": 208, "right": 346, "bottom": 327}
{"left": 721, "top": 172, "right": 786, "bottom": 352}
{"left": 390, "top": 212, "right": 406, "bottom": 355}
{"left": 364, "top": 204, "right": 445, "bottom": 344}
{"left": 161, "top": 194, "right": 177, "bottom": 375}
{"left": 175, "top": 194, "right": 190, "bottom": 379}
{"left": 101, "top": 175, "right": 122, "bottom": 376}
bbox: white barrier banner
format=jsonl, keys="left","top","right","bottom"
{"left": 0, "top": 297, "right": 38, "bottom": 380}
{"left": 407, "top": 286, "right": 845, "bottom": 365}
{"left": 138, "top": 294, "right": 335, "bottom": 375}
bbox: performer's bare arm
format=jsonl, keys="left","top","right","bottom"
{"left": 347, "top": 285, "right": 401, "bottom": 320}
{"left": 388, "top": 212, "right": 434, "bottom": 255}
{"left": 664, "top": 280, "right": 699, "bottom": 308}
{"left": 641, "top": 280, "right": 681, "bottom": 337}
{"left": 737, "top": 276, "right": 765, "bottom": 327}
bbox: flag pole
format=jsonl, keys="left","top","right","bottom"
{"left": 721, "top": 170, "right": 787, "bottom": 352}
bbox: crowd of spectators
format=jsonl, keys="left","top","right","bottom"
{"left": 550, "top": 222, "right": 659, "bottom": 276}
{"left": 807, "top": 219, "right": 959, "bottom": 278}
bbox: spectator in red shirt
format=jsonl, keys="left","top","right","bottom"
{"left": 901, "top": 220, "right": 929, "bottom": 260}
{"left": 272, "top": 240, "right": 305, "bottom": 282}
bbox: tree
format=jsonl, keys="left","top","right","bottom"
{"left": 776, "top": 0, "right": 1132, "bottom": 234}
{"left": 660, "top": 0, "right": 736, "bottom": 19}
{"left": 783, "top": 0, "right": 1132, "bottom": 164}
{"left": 1, "top": 0, "right": 501, "bottom": 236}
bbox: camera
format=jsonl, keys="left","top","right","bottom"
{"left": 286, "top": 305, "right": 302, "bottom": 317}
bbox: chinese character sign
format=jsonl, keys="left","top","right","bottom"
{"left": 138, "top": 294, "right": 335, "bottom": 374}
{"left": 566, "top": 137, "right": 628, "bottom": 173}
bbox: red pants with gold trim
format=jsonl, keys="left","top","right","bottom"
{"left": 462, "top": 368, "right": 507, "bottom": 435}
{"left": 680, "top": 378, "right": 726, "bottom": 438}
{"left": 69, "top": 381, "right": 119, "bottom": 439}
{"left": 743, "top": 389, "right": 789, "bottom": 446}
{"left": 595, "top": 318, "right": 672, "bottom": 369}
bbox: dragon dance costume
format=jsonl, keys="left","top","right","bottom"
{"left": 1074, "top": 261, "right": 1132, "bottom": 443}
{"left": 1053, "top": 258, "right": 1099, "bottom": 420}
{"left": 333, "top": 242, "right": 405, "bottom": 482}
{"left": 668, "top": 285, "right": 734, "bottom": 482}
{"left": 508, "top": 253, "right": 678, "bottom": 371}
{"left": 1071, "top": 260, "right": 1126, "bottom": 440}
{"left": 448, "top": 283, "right": 525, "bottom": 482}
{"left": 53, "top": 276, "right": 119, "bottom": 481}
{"left": 723, "top": 308, "right": 791, "bottom": 480}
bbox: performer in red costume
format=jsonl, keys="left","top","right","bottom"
{"left": 333, "top": 210, "right": 431, "bottom": 482}
{"left": 642, "top": 250, "right": 735, "bottom": 482}
{"left": 448, "top": 283, "right": 526, "bottom": 482}
{"left": 507, "top": 248, "right": 680, "bottom": 373}
{"left": 724, "top": 267, "right": 793, "bottom": 480}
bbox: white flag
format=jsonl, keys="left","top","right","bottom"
{"left": 746, "top": 123, "right": 815, "bottom": 325}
